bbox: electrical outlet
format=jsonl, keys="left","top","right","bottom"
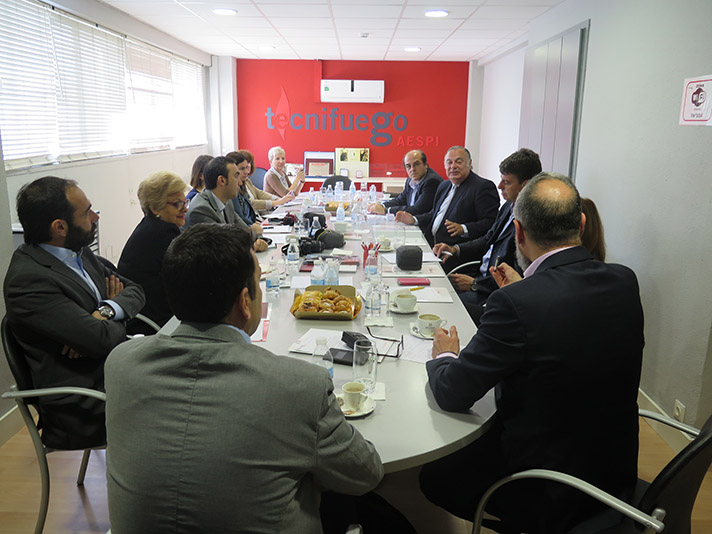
{"left": 673, "top": 400, "right": 685, "bottom": 422}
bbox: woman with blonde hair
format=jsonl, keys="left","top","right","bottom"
{"left": 263, "top": 145, "right": 306, "bottom": 197}
{"left": 118, "top": 171, "right": 188, "bottom": 331}
{"left": 237, "top": 149, "right": 292, "bottom": 212}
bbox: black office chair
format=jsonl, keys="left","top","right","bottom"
{"left": 471, "top": 410, "right": 712, "bottom": 534}
{"left": 252, "top": 166, "right": 268, "bottom": 190}
{"left": 323, "top": 175, "right": 352, "bottom": 191}
{"left": 1, "top": 316, "right": 108, "bottom": 534}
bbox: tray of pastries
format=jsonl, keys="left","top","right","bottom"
{"left": 290, "top": 285, "right": 361, "bottom": 320}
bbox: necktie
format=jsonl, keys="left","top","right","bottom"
{"left": 431, "top": 184, "right": 457, "bottom": 236}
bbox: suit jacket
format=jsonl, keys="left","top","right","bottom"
{"left": 118, "top": 215, "right": 180, "bottom": 330}
{"left": 105, "top": 323, "right": 384, "bottom": 534}
{"left": 456, "top": 201, "right": 519, "bottom": 297}
{"left": 427, "top": 247, "right": 644, "bottom": 531}
{"left": 384, "top": 168, "right": 443, "bottom": 216}
{"left": 185, "top": 189, "right": 255, "bottom": 239}
{"left": 245, "top": 178, "right": 276, "bottom": 212}
{"left": 416, "top": 171, "right": 499, "bottom": 247}
{"left": 3, "top": 244, "right": 145, "bottom": 449}
{"left": 231, "top": 190, "right": 258, "bottom": 225}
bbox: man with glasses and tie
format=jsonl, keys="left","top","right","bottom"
{"left": 185, "top": 155, "right": 268, "bottom": 252}
{"left": 3, "top": 176, "right": 145, "bottom": 450}
{"left": 395, "top": 146, "right": 498, "bottom": 251}
{"left": 367, "top": 150, "right": 443, "bottom": 216}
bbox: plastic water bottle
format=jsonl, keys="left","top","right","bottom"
{"left": 336, "top": 203, "right": 345, "bottom": 222}
{"left": 266, "top": 258, "right": 280, "bottom": 298}
{"left": 349, "top": 182, "right": 356, "bottom": 201}
{"left": 335, "top": 181, "right": 343, "bottom": 199}
{"left": 311, "top": 215, "right": 322, "bottom": 238}
{"left": 360, "top": 181, "right": 368, "bottom": 195}
{"left": 308, "top": 187, "right": 315, "bottom": 204}
{"left": 324, "top": 259, "right": 339, "bottom": 286}
{"left": 365, "top": 249, "right": 380, "bottom": 282}
{"left": 364, "top": 282, "right": 381, "bottom": 318}
{"left": 310, "top": 259, "right": 325, "bottom": 286}
{"left": 326, "top": 184, "right": 334, "bottom": 201}
{"left": 286, "top": 237, "right": 300, "bottom": 276}
{"left": 369, "top": 184, "right": 377, "bottom": 203}
{"left": 312, "top": 337, "right": 333, "bottom": 379}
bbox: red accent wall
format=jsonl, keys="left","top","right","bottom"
{"left": 236, "top": 59, "right": 468, "bottom": 178}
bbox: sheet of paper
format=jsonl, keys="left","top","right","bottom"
{"left": 270, "top": 234, "right": 289, "bottom": 245}
{"left": 289, "top": 328, "right": 398, "bottom": 356}
{"left": 400, "top": 335, "right": 433, "bottom": 364}
{"left": 261, "top": 225, "right": 292, "bottom": 234}
{"left": 339, "top": 264, "right": 358, "bottom": 273}
{"left": 251, "top": 319, "right": 269, "bottom": 342}
{"left": 380, "top": 264, "right": 446, "bottom": 278}
{"left": 331, "top": 248, "right": 353, "bottom": 256}
{"left": 414, "top": 287, "right": 454, "bottom": 303}
{"left": 380, "top": 251, "right": 441, "bottom": 264}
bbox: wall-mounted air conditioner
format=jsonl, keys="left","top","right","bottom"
{"left": 320, "top": 79, "right": 384, "bottom": 103}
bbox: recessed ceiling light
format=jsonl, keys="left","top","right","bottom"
{"left": 404, "top": 47, "right": 421, "bottom": 52}
{"left": 212, "top": 8, "right": 237, "bottom": 16}
{"left": 425, "top": 10, "right": 448, "bottom": 18}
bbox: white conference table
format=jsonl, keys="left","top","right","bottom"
{"left": 253, "top": 200, "right": 497, "bottom": 473}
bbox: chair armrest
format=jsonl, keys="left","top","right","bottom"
{"left": 2, "top": 385, "right": 106, "bottom": 402}
{"left": 134, "top": 313, "right": 161, "bottom": 333}
{"left": 639, "top": 409, "right": 699, "bottom": 437}
{"left": 471, "top": 469, "right": 665, "bottom": 534}
{"left": 448, "top": 260, "right": 481, "bottom": 275}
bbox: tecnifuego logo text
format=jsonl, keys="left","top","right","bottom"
{"left": 265, "top": 107, "right": 408, "bottom": 147}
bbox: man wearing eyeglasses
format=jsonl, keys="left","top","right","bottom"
{"left": 367, "top": 150, "right": 442, "bottom": 215}
{"left": 395, "top": 146, "right": 499, "bottom": 249}
{"left": 4, "top": 176, "right": 145, "bottom": 450}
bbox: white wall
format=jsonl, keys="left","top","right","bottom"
{"left": 5, "top": 147, "right": 207, "bottom": 264}
{"left": 477, "top": 0, "right": 712, "bottom": 427}
{"left": 477, "top": 46, "right": 527, "bottom": 195}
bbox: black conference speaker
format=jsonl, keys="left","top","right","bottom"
{"left": 395, "top": 245, "right": 422, "bottom": 271}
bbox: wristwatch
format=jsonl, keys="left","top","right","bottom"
{"left": 470, "top": 279, "right": 477, "bottom": 292}
{"left": 97, "top": 304, "right": 116, "bottom": 320}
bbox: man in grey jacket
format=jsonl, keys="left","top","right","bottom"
{"left": 105, "top": 224, "right": 383, "bottom": 533}
{"left": 185, "top": 155, "right": 268, "bottom": 251}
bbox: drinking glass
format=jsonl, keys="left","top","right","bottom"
{"left": 353, "top": 339, "right": 377, "bottom": 394}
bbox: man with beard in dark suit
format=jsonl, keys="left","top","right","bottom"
{"left": 4, "top": 176, "right": 145, "bottom": 449}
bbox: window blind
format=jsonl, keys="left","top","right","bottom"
{"left": 0, "top": 0, "right": 207, "bottom": 171}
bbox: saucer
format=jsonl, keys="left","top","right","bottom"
{"left": 389, "top": 302, "right": 418, "bottom": 314}
{"left": 409, "top": 322, "right": 435, "bottom": 340}
{"left": 336, "top": 394, "right": 376, "bottom": 418}
{"left": 377, "top": 245, "right": 394, "bottom": 252}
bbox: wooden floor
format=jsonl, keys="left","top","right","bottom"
{"left": 0, "top": 418, "right": 710, "bottom": 533}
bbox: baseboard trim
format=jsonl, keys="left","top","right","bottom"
{"left": 638, "top": 389, "right": 694, "bottom": 453}
{"left": 0, "top": 405, "right": 23, "bottom": 448}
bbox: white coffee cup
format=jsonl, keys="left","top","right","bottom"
{"left": 393, "top": 292, "right": 417, "bottom": 312}
{"left": 333, "top": 221, "right": 348, "bottom": 233}
{"left": 377, "top": 236, "right": 391, "bottom": 249}
{"left": 417, "top": 313, "right": 446, "bottom": 337}
{"left": 342, "top": 381, "right": 366, "bottom": 411}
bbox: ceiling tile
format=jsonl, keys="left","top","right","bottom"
{"left": 331, "top": 5, "right": 404, "bottom": 18}
{"left": 470, "top": 5, "right": 550, "bottom": 19}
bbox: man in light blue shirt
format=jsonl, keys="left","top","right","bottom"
{"left": 4, "top": 176, "right": 145, "bottom": 449}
